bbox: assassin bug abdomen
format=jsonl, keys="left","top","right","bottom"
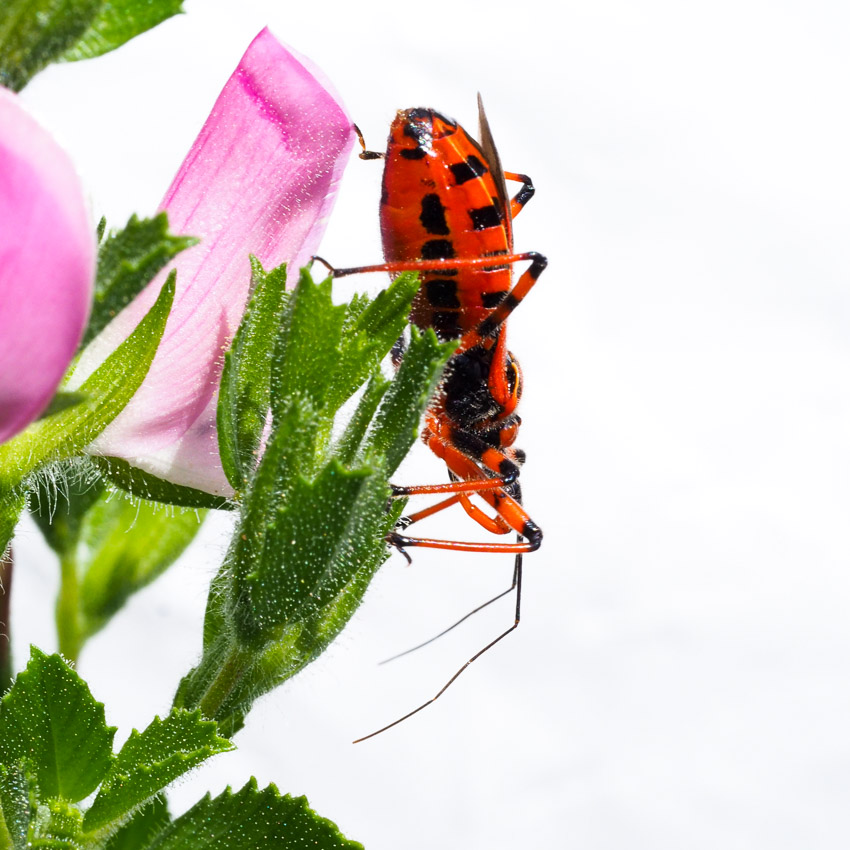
{"left": 380, "top": 107, "right": 521, "bottom": 341}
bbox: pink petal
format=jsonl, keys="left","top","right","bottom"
{"left": 0, "top": 87, "right": 94, "bottom": 444}
{"left": 74, "top": 29, "right": 356, "bottom": 495}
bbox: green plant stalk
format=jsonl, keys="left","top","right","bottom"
{"left": 56, "top": 553, "right": 82, "bottom": 662}
{"left": 196, "top": 642, "right": 252, "bottom": 722}
{"left": 0, "top": 547, "right": 13, "bottom": 692}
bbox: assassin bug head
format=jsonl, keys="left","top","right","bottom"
{"left": 391, "top": 108, "right": 458, "bottom": 158}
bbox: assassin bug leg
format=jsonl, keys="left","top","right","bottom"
{"left": 462, "top": 251, "right": 548, "bottom": 345}
{"left": 458, "top": 494, "right": 513, "bottom": 534}
{"left": 311, "top": 251, "right": 543, "bottom": 283}
{"left": 379, "top": 556, "right": 520, "bottom": 665}
{"left": 386, "top": 473, "right": 542, "bottom": 555}
{"left": 397, "top": 493, "right": 464, "bottom": 527}
{"left": 312, "top": 250, "right": 548, "bottom": 355}
{"left": 353, "top": 549, "right": 523, "bottom": 743}
{"left": 386, "top": 533, "right": 413, "bottom": 566}
{"left": 393, "top": 487, "right": 511, "bottom": 538}
{"left": 504, "top": 171, "right": 536, "bottom": 218}
{"left": 386, "top": 519, "right": 540, "bottom": 555}
{"left": 389, "top": 472, "right": 516, "bottom": 498}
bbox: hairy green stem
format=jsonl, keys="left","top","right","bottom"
{"left": 197, "top": 644, "right": 251, "bottom": 723}
{"left": 0, "top": 547, "right": 13, "bottom": 691}
{"left": 56, "top": 554, "right": 82, "bottom": 661}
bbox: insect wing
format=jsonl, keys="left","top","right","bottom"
{"left": 477, "top": 93, "right": 513, "bottom": 249}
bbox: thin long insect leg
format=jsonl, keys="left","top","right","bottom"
{"left": 353, "top": 547, "right": 523, "bottom": 743}
{"left": 312, "top": 251, "right": 545, "bottom": 279}
{"left": 379, "top": 557, "right": 520, "bottom": 664}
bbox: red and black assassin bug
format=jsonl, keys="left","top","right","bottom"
{"left": 315, "top": 96, "right": 546, "bottom": 741}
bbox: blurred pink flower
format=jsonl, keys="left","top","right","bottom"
{"left": 73, "top": 28, "right": 355, "bottom": 495}
{"left": 0, "top": 88, "right": 95, "bottom": 444}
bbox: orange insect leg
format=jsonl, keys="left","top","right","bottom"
{"left": 504, "top": 171, "right": 535, "bottom": 219}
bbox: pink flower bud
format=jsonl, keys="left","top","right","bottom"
{"left": 74, "top": 29, "right": 355, "bottom": 495}
{"left": 0, "top": 88, "right": 95, "bottom": 444}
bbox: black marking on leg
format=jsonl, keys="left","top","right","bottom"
{"left": 522, "top": 520, "right": 543, "bottom": 550}
{"left": 477, "top": 315, "right": 500, "bottom": 338}
{"left": 529, "top": 253, "right": 548, "bottom": 278}
{"left": 391, "top": 336, "right": 407, "bottom": 369}
{"left": 513, "top": 177, "right": 535, "bottom": 207}
{"left": 386, "top": 531, "right": 415, "bottom": 562}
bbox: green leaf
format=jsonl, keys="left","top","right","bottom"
{"left": 103, "top": 796, "right": 170, "bottom": 850}
{"left": 0, "top": 491, "right": 25, "bottom": 562}
{"left": 0, "top": 0, "right": 102, "bottom": 91}
{"left": 0, "top": 762, "right": 32, "bottom": 850}
{"left": 30, "top": 467, "right": 106, "bottom": 557}
{"left": 326, "top": 271, "right": 421, "bottom": 411}
{"left": 270, "top": 270, "right": 348, "bottom": 417}
{"left": 31, "top": 473, "right": 205, "bottom": 660}
{"left": 217, "top": 258, "right": 289, "bottom": 491}
{"left": 83, "top": 214, "right": 197, "bottom": 348}
{"left": 363, "top": 326, "right": 456, "bottom": 474}
{"left": 0, "top": 275, "right": 175, "bottom": 498}
{"left": 143, "top": 779, "right": 362, "bottom": 850}
{"left": 37, "top": 392, "right": 89, "bottom": 420}
{"left": 235, "top": 459, "right": 388, "bottom": 640}
{"left": 269, "top": 270, "right": 421, "bottom": 422}
{"left": 84, "top": 709, "right": 232, "bottom": 834}
{"left": 92, "top": 457, "right": 231, "bottom": 510}
{"left": 232, "top": 393, "right": 321, "bottom": 570}
{"left": 29, "top": 796, "right": 83, "bottom": 846}
{"left": 60, "top": 0, "right": 183, "bottom": 62}
{"left": 183, "top": 475, "right": 401, "bottom": 738}
{"left": 76, "top": 497, "right": 205, "bottom": 641}
{"left": 0, "top": 648, "right": 115, "bottom": 803}
{"left": 333, "top": 374, "right": 390, "bottom": 466}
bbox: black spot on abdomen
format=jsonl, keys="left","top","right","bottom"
{"left": 450, "top": 154, "right": 487, "bottom": 185}
{"left": 420, "top": 194, "right": 449, "bottom": 235}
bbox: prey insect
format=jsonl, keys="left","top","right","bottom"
{"left": 315, "top": 96, "right": 546, "bottom": 741}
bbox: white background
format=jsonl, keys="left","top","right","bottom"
{"left": 11, "top": 0, "right": 850, "bottom": 847}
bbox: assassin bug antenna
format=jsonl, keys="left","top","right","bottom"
{"left": 329, "top": 100, "right": 545, "bottom": 740}
{"left": 353, "top": 123, "right": 384, "bottom": 160}
{"left": 310, "top": 254, "right": 335, "bottom": 274}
